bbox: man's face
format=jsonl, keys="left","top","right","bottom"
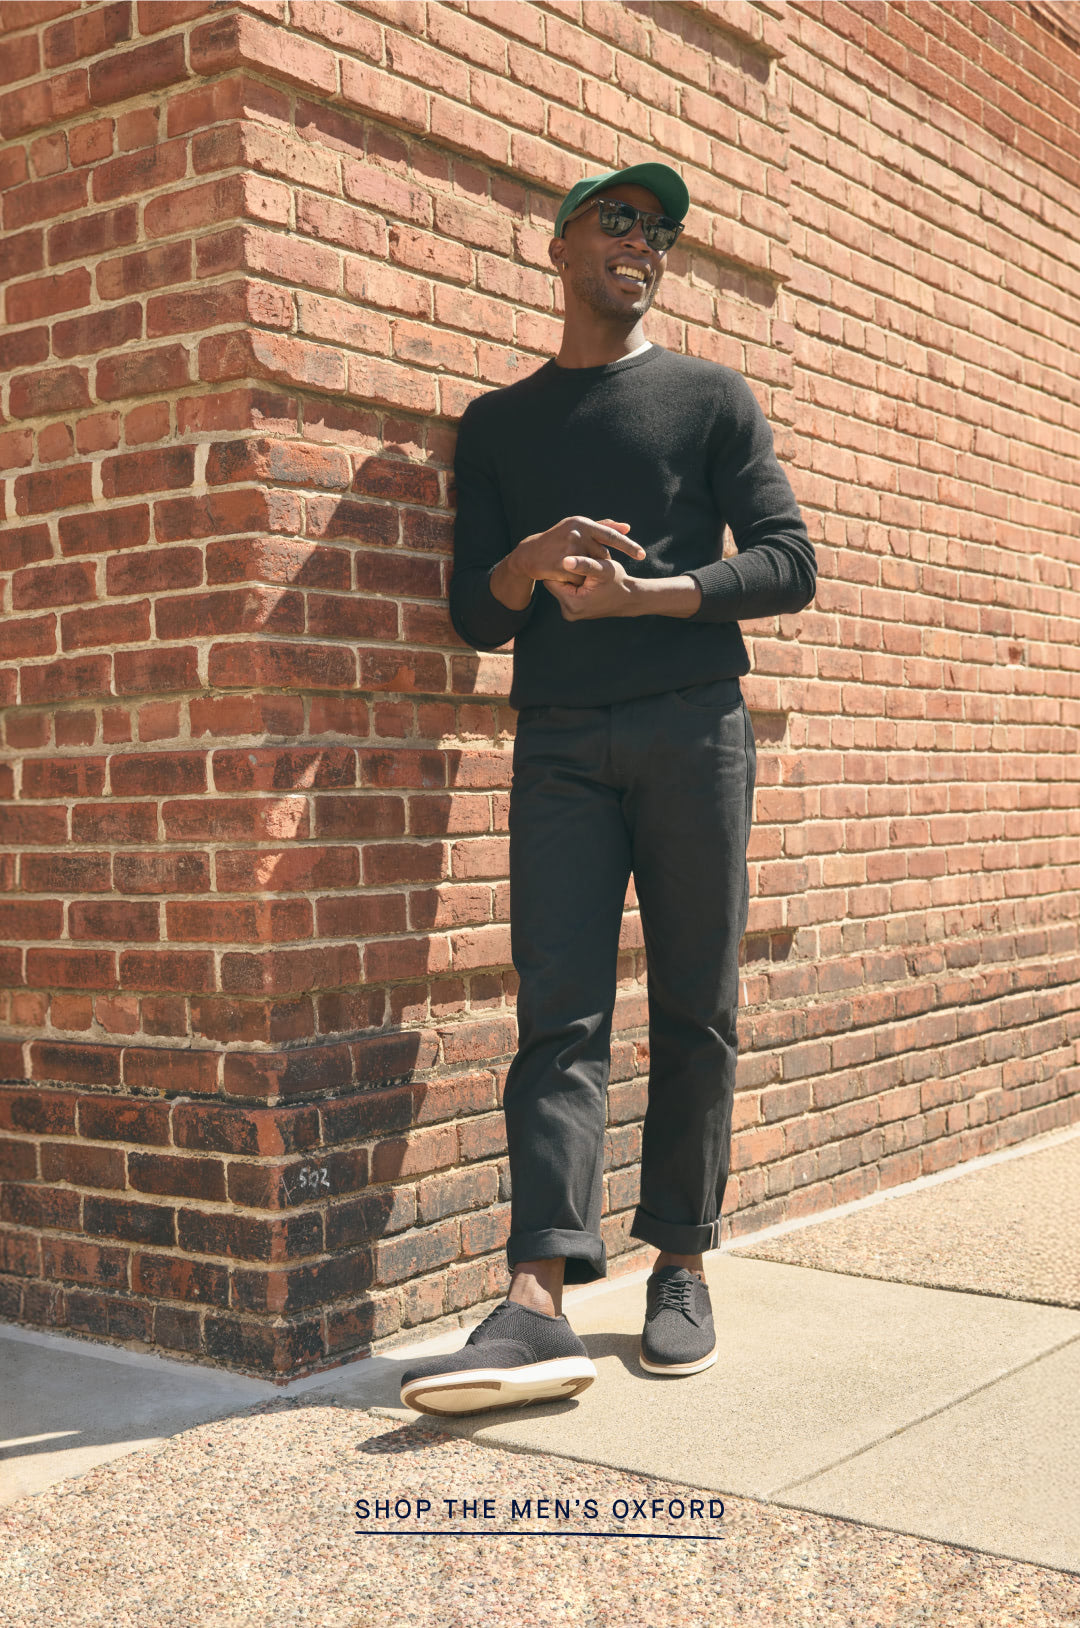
{"left": 551, "top": 182, "right": 667, "bottom": 320}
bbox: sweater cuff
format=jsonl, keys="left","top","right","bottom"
{"left": 684, "top": 560, "right": 743, "bottom": 624}
{"left": 449, "top": 565, "right": 536, "bottom": 650}
{"left": 481, "top": 564, "right": 534, "bottom": 642}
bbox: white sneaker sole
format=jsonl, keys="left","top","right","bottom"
{"left": 638, "top": 1345, "right": 718, "bottom": 1376}
{"left": 400, "top": 1356, "right": 597, "bottom": 1416}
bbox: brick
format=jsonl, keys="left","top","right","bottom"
{"left": 96, "top": 239, "right": 191, "bottom": 300}
{"left": 0, "top": 31, "right": 39, "bottom": 85}
{"left": 232, "top": 1250, "right": 371, "bottom": 1314}
{"left": 48, "top": 204, "right": 139, "bottom": 266}
{"left": 117, "top": 634, "right": 195, "bottom": 694}
{"left": 40, "top": 1237, "right": 128, "bottom": 1288}
{"left": 375, "top": 1219, "right": 459, "bottom": 1284}
{"left": 1, "top": 1183, "right": 81, "bottom": 1233}
{"left": 77, "top": 1095, "right": 171, "bottom": 1146}
{"left": 39, "top": 1141, "right": 126, "bottom": 1189}
{"left": 216, "top": 845, "right": 358, "bottom": 894}
{"left": 109, "top": 751, "right": 205, "bottom": 798}
{"left": 202, "top": 1312, "right": 324, "bottom": 1375}
{"left": 319, "top": 1085, "right": 415, "bottom": 1147}
{"left": 0, "top": 1090, "right": 77, "bottom": 1136}
{"left": 159, "top": 796, "right": 309, "bottom": 844}
{"left": 371, "top": 1124, "right": 457, "bottom": 1183}
{"left": 0, "top": 524, "right": 51, "bottom": 576}
{"left": 89, "top": 35, "right": 187, "bottom": 105}
{"left": 190, "top": 12, "right": 337, "bottom": 95}
{"left": 6, "top": 268, "right": 90, "bottom": 324}
{"left": 210, "top": 745, "right": 355, "bottom": 793}
{"left": 187, "top": 695, "right": 306, "bottom": 743}
{"left": 63, "top": 602, "right": 152, "bottom": 651}
{"left": 0, "top": 224, "right": 42, "bottom": 280}
{"left": 155, "top": 486, "right": 302, "bottom": 542}
{"left": 8, "top": 367, "right": 91, "bottom": 419}
{"left": 68, "top": 118, "right": 114, "bottom": 168}
{"left": 128, "top": 1152, "right": 226, "bottom": 1202}
{"left": 324, "top": 1183, "right": 415, "bottom": 1252}
{"left": 207, "top": 639, "right": 355, "bottom": 692}
{"left": 84, "top": 1195, "right": 175, "bottom": 1247}
{"left": 67, "top": 801, "right": 153, "bottom": 846}
{"left": 166, "top": 897, "right": 311, "bottom": 942}
{"left": 30, "top": 1041, "right": 121, "bottom": 1088}
{"left": 16, "top": 477, "right": 93, "bottom": 547}
{"left": 173, "top": 1101, "right": 321, "bottom": 1157}
{"left": 206, "top": 438, "right": 351, "bottom": 491}
{"left": 0, "top": 327, "right": 49, "bottom": 374}
{"left": 199, "top": 329, "right": 347, "bottom": 394}
{"left": 108, "top": 547, "right": 200, "bottom": 599}
{"left": 177, "top": 1207, "right": 321, "bottom": 1262}
{"left": 20, "top": 752, "right": 104, "bottom": 793}
{"left": 96, "top": 344, "right": 190, "bottom": 400}
{"left": 1, "top": 612, "right": 55, "bottom": 661}
{"left": 0, "top": 1229, "right": 41, "bottom": 1279}
{"left": 109, "top": 853, "right": 206, "bottom": 900}
{"left": 166, "top": 70, "right": 289, "bottom": 137}
{"left": 12, "top": 557, "right": 96, "bottom": 612}
{"left": 121, "top": 400, "right": 167, "bottom": 443}
{"left": 417, "top": 1163, "right": 499, "bottom": 1224}
{"left": 101, "top": 446, "right": 195, "bottom": 500}
{"left": 131, "top": 1251, "right": 229, "bottom": 1305}
{"left": 146, "top": 279, "right": 291, "bottom": 339}
{"left": 0, "top": 1140, "right": 38, "bottom": 1182}
{"left": 0, "top": 898, "right": 63, "bottom": 944}
{"left": 459, "top": 1203, "right": 510, "bottom": 1258}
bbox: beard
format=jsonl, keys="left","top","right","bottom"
{"left": 563, "top": 257, "right": 656, "bottom": 320}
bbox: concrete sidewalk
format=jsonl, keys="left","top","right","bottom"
{"left": 3, "top": 1121, "right": 1079, "bottom": 1624}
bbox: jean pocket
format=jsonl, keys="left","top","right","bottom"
{"left": 670, "top": 677, "right": 742, "bottom": 712}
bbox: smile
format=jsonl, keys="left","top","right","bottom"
{"left": 609, "top": 264, "right": 649, "bottom": 291}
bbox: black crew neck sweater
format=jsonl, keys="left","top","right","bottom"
{"left": 447, "top": 341, "right": 816, "bottom": 710}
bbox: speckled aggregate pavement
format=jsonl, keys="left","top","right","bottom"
{"left": 2, "top": 1398, "right": 1078, "bottom": 1628}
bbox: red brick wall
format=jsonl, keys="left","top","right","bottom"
{"left": 1, "top": 0, "right": 1078, "bottom": 1376}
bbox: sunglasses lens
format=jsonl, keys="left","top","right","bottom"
{"left": 597, "top": 201, "right": 679, "bottom": 252}
{"left": 598, "top": 203, "right": 636, "bottom": 234}
{"left": 646, "top": 222, "right": 679, "bottom": 251}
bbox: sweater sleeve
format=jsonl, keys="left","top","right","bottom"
{"left": 684, "top": 371, "right": 817, "bottom": 624}
{"left": 447, "top": 402, "right": 538, "bottom": 652}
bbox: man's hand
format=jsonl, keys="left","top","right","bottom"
{"left": 550, "top": 557, "right": 705, "bottom": 622}
{"left": 489, "top": 517, "right": 644, "bottom": 612}
{"left": 546, "top": 553, "right": 638, "bottom": 620}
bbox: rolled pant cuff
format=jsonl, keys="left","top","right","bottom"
{"left": 507, "top": 1228, "right": 607, "bottom": 1285}
{"left": 630, "top": 1207, "right": 723, "bottom": 1256}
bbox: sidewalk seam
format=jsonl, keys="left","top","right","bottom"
{"left": 765, "top": 1328, "right": 1080, "bottom": 1501}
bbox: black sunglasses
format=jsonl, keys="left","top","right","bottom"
{"left": 565, "top": 196, "right": 684, "bottom": 254}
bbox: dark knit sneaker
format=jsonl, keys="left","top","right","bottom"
{"left": 399, "top": 1301, "right": 597, "bottom": 1416}
{"left": 639, "top": 1266, "right": 718, "bottom": 1376}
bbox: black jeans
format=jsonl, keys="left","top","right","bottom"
{"left": 503, "top": 676, "right": 757, "bottom": 1284}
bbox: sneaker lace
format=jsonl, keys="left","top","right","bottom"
{"left": 466, "top": 1303, "right": 512, "bottom": 1343}
{"left": 654, "top": 1273, "right": 696, "bottom": 1317}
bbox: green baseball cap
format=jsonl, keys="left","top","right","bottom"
{"left": 554, "top": 163, "right": 690, "bottom": 238}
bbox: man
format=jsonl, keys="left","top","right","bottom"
{"left": 400, "top": 163, "right": 816, "bottom": 1416}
